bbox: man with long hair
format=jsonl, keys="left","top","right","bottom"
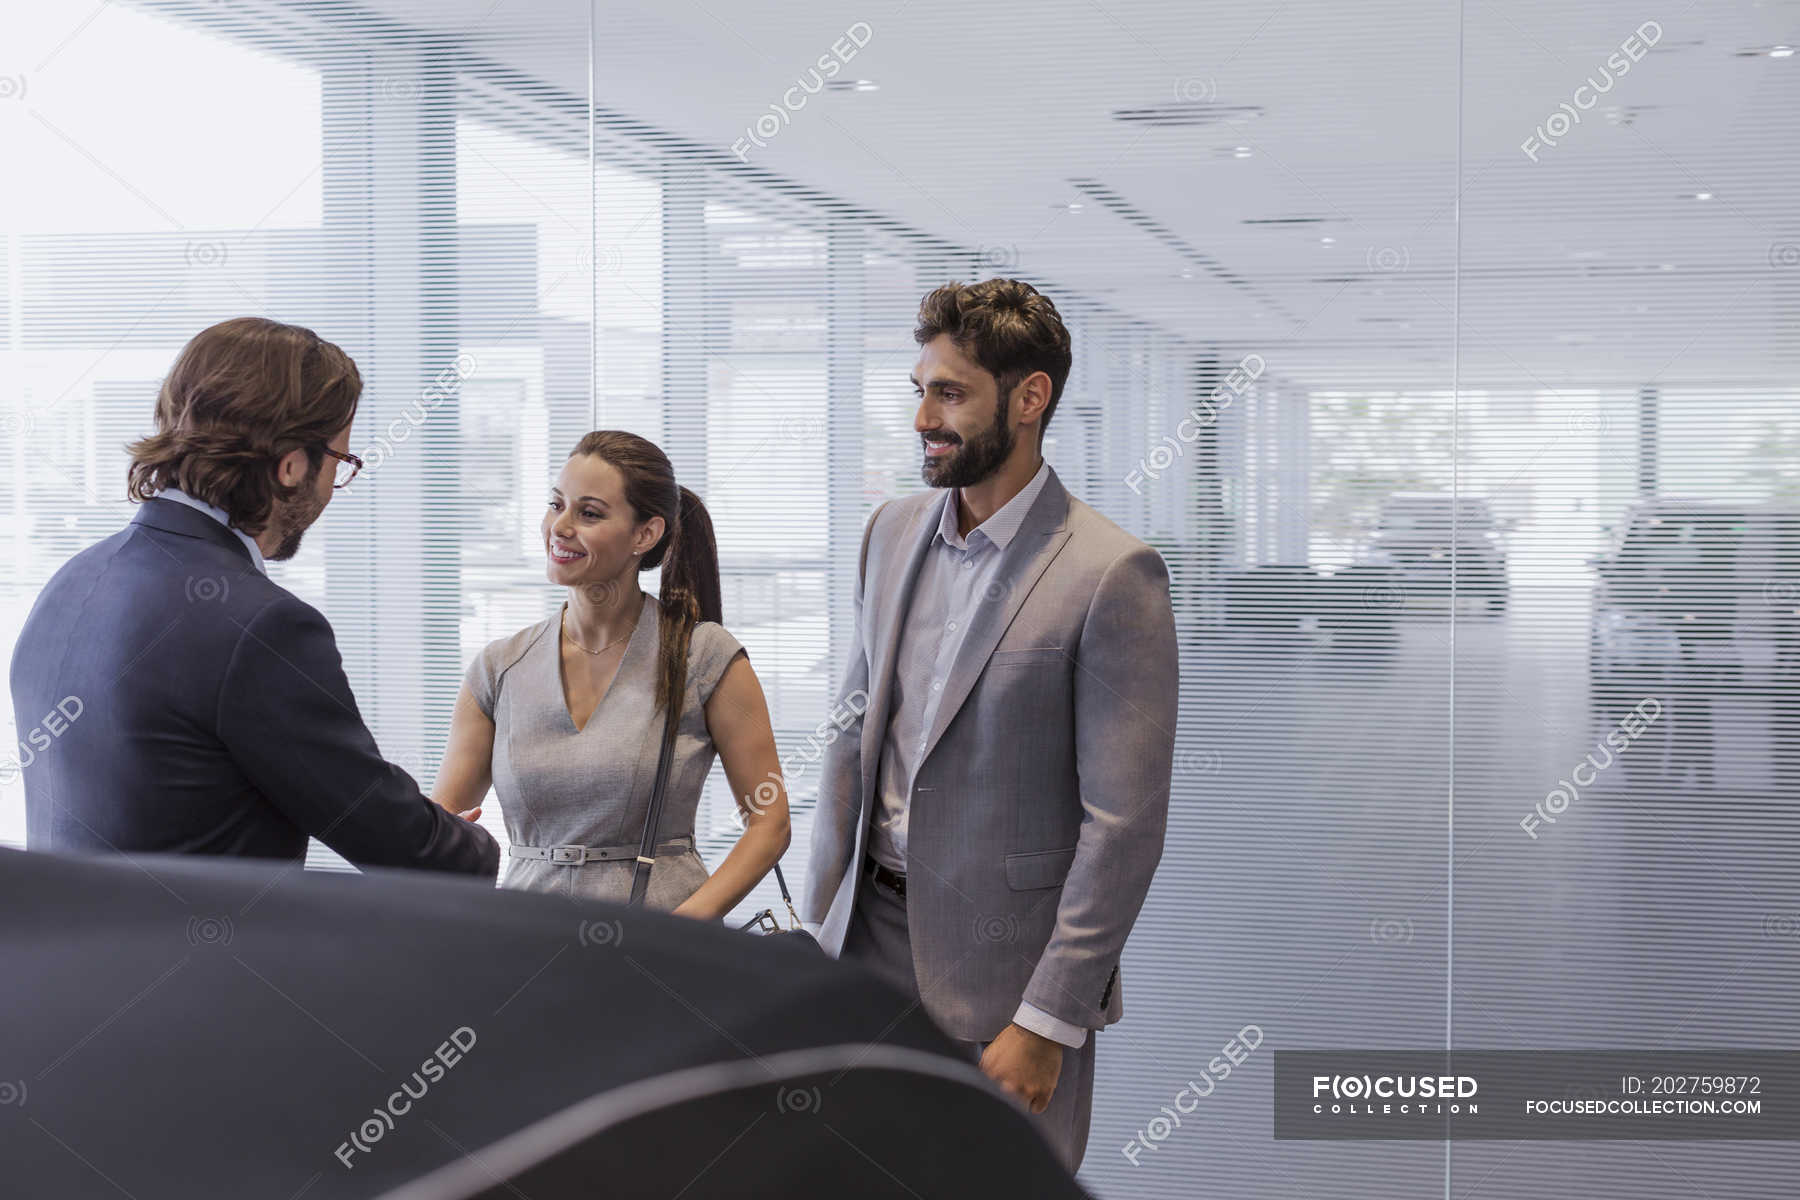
{"left": 9, "top": 317, "right": 497, "bottom": 876}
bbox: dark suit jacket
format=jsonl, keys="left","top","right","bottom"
{"left": 9, "top": 497, "right": 498, "bottom": 877}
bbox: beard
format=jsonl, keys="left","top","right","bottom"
{"left": 265, "top": 467, "right": 330, "bottom": 561}
{"left": 920, "top": 394, "right": 1015, "bottom": 489}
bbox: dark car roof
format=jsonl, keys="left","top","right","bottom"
{"left": 0, "top": 847, "right": 1086, "bottom": 1200}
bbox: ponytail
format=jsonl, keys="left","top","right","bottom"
{"left": 645, "top": 485, "right": 722, "bottom": 715}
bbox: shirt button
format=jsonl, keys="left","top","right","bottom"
{"left": 962, "top": 559, "right": 974, "bottom": 569}
{"left": 947, "top": 620, "right": 958, "bottom": 632}
{"left": 931, "top": 679, "right": 942, "bottom": 691}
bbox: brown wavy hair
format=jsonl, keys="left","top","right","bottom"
{"left": 126, "top": 317, "right": 361, "bottom": 535}
{"left": 914, "top": 278, "right": 1073, "bottom": 444}
{"left": 569, "top": 431, "right": 722, "bottom": 716}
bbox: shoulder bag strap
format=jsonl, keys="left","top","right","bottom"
{"left": 627, "top": 694, "right": 680, "bottom": 908}
{"left": 772, "top": 862, "right": 801, "bottom": 929}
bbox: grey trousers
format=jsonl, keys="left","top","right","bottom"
{"left": 839, "top": 863, "right": 1097, "bottom": 1172}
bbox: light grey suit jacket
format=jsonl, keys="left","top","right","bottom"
{"left": 803, "top": 466, "right": 1178, "bottom": 1042}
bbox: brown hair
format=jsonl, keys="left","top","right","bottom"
{"left": 914, "top": 278, "right": 1074, "bottom": 442}
{"left": 126, "top": 317, "right": 361, "bottom": 535}
{"left": 569, "top": 431, "right": 722, "bottom": 716}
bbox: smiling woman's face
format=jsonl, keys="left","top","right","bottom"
{"left": 542, "top": 454, "right": 661, "bottom": 587}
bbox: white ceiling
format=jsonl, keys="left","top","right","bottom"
{"left": 306, "top": 0, "right": 1800, "bottom": 387}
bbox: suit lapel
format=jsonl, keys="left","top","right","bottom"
{"left": 858, "top": 491, "right": 949, "bottom": 808}
{"left": 917, "top": 471, "right": 1073, "bottom": 769}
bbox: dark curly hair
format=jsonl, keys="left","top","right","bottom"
{"left": 914, "top": 278, "right": 1073, "bottom": 442}
{"left": 126, "top": 317, "right": 361, "bottom": 535}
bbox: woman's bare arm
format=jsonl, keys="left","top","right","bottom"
{"left": 432, "top": 684, "right": 497, "bottom": 821}
{"left": 672, "top": 654, "right": 792, "bottom": 921}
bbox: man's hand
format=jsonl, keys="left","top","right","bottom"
{"left": 459, "top": 807, "right": 482, "bottom": 822}
{"left": 979, "top": 1022, "right": 1063, "bottom": 1114}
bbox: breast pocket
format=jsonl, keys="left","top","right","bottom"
{"left": 988, "top": 646, "right": 1067, "bottom": 668}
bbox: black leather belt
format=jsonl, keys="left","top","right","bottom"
{"left": 864, "top": 855, "right": 907, "bottom": 901}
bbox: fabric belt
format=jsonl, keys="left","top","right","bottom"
{"left": 864, "top": 854, "right": 907, "bottom": 901}
{"left": 511, "top": 835, "right": 694, "bottom": 866}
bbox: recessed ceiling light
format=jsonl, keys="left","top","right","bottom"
{"left": 1052, "top": 202, "right": 1083, "bottom": 213}
{"left": 1693, "top": 191, "right": 1713, "bottom": 200}
{"left": 1772, "top": 46, "right": 1795, "bottom": 58}
{"left": 825, "top": 79, "right": 879, "bottom": 92}
{"left": 1601, "top": 103, "right": 1658, "bottom": 126}
{"left": 1111, "top": 103, "right": 1263, "bottom": 127}
{"left": 1658, "top": 263, "right": 1675, "bottom": 271}
{"left": 1232, "top": 146, "right": 1252, "bottom": 157}
{"left": 1320, "top": 236, "right": 1336, "bottom": 245}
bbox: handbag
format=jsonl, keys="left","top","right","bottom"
{"left": 625, "top": 665, "right": 815, "bottom": 944}
{"left": 736, "top": 862, "right": 813, "bottom": 941}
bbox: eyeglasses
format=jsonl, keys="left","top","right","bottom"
{"left": 319, "top": 446, "right": 364, "bottom": 489}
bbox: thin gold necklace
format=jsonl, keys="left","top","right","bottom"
{"left": 561, "top": 603, "right": 638, "bottom": 656}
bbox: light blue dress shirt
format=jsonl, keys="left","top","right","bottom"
{"left": 156, "top": 487, "right": 267, "bottom": 575}
{"left": 855, "top": 460, "right": 1085, "bottom": 1048}
{"left": 867, "top": 459, "right": 1051, "bottom": 872}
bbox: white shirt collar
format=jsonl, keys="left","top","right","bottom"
{"left": 156, "top": 487, "right": 268, "bottom": 575}
{"left": 937, "top": 459, "right": 1052, "bottom": 552}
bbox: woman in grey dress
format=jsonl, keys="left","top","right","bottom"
{"left": 432, "top": 431, "right": 791, "bottom": 915}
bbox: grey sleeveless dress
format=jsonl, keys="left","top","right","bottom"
{"left": 463, "top": 592, "right": 747, "bottom": 909}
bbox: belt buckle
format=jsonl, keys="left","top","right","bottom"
{"left": 870, "top": 859, "right": 905, "bottom": 899}
{"left": 548, "top": 845, "right": 585, "bottom": 865}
